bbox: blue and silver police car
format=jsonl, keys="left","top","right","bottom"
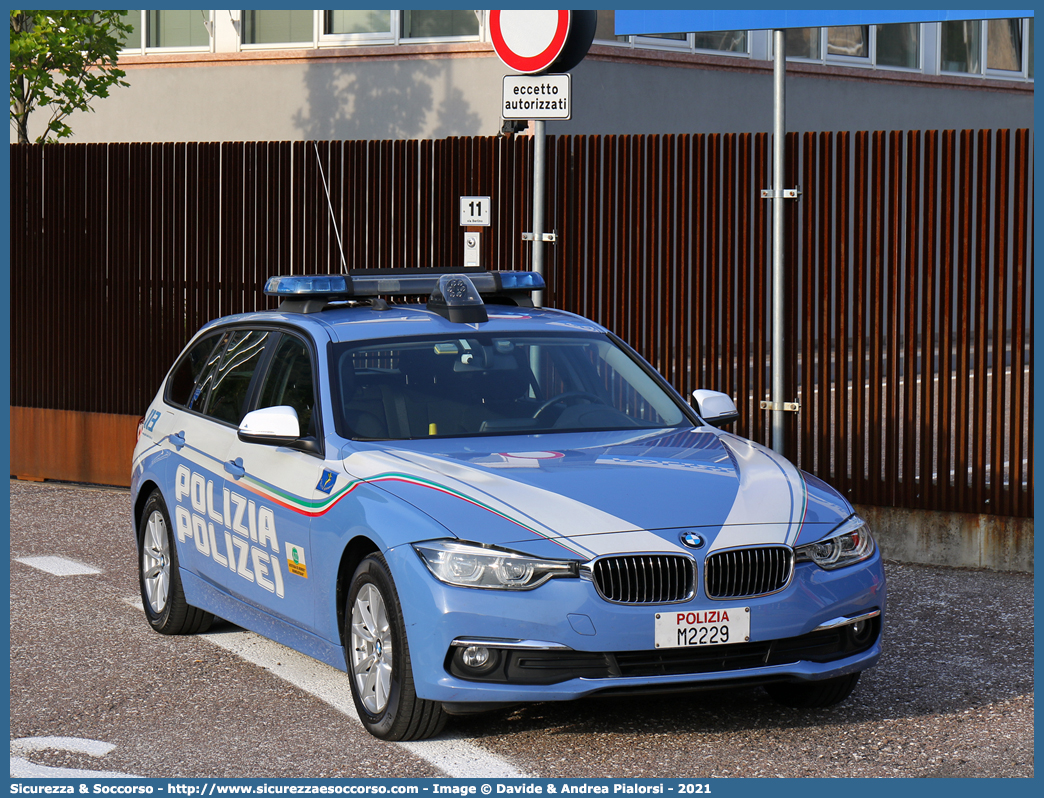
{"left": 131, "top": 269, "right": 885, "bottom": 741}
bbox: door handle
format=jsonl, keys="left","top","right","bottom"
{"left": 224, "top": 458, "right": 245, "bottom": 480}
{"left": 169, "top": 431, "right": 186, "bottom": 451}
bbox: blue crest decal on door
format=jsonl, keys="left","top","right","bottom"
{"left": 316, "top": 469, "right": 338, "bottom": 494}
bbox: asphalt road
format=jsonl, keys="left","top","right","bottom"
{"left": 8, "top": 480, "right": 1034, "bottom": 779}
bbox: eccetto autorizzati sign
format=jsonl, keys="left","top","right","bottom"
{"left": 501, "top": 74, "right": 571, "bottom": 120}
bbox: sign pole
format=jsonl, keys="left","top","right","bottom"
{"left": 532, "top": 118, "right": 546, "bottom": 307}
{"left": 771, "top": 29, "right": 786, "bottom": 454}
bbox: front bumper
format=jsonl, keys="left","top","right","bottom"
{"left": 386, "top": 543, "right": 886, "bottom": 705}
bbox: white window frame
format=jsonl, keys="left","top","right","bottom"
{"left": 589, "top": 11, "right": 749, "bottom": 57}
{"left": 691, "top": 30, "right": 751, "bottom": 58}
{"left": 936, "top": 18, "right": 1033, "bottom": 80}
{"left": 319, "top": 9, "right": 398, "bottom": 46}
{"left": 777, "top": 26, "right": 875, "bottom": 68}
{"left": 871, "top": 22, "right": 924, "bottom": 73}
{"left": 938, "top": 19, "right": 985, "bottom": 77}
{"left": 229, "top": 10, "right": 488, "bottom": 50}
{"left": 983, "top": 18, "right": 1033, "bottom": 80}
{"left": 237, "top": 9, "right": 317, "bottom": 51}
{"left": 594, "top": 31, "right": 751, "bottom": 58}
{"left": 774, "top": 24, "right": 926, "bottom": 73}
{"left": 399, "top": 9, "right": 483, "bottom": 44}
{"left": 633, "top": 32, "right": 694, "bottom": 53}
{"left": 120, "top": 10, "right": 215, "bottom": 55}
{"left": 825, "top": 25, "right": 875, "bottom": 67}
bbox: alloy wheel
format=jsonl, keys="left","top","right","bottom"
{"left": 142, "top": 510, "right": 171, "bottom": 614}
{"left": 351, "top": 583, "right": 394, "bottom": 714}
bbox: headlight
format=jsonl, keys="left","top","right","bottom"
{"left": 795, "top": 516, "right": 876, "bottom": 570}
{"left": 413, "top": 540, "right": 578, "bottom": 590}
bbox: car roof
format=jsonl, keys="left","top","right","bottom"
{"left": 198, "top": 302, "right": 610, "bottom": 345}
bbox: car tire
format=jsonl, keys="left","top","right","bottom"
{"left": 138, "top": 490, "right": 214, "bottom": 635}
{"left": 345, "top": 554, "right": 448, "bottom": 741}
{"left": 765, "top": 672, "right": 861, "bottom": 709}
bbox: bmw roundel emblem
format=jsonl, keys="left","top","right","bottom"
{"left": 680, "top": 531, "right": 705, "bottom": 549}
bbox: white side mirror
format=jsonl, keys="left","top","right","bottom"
{"left": 691, "top": 390, "right": 739, "bottom": 428}
{"left": 239, "top": 406, "right": 300, "bottom": 441}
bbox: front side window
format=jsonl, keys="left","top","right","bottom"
{"left": 331, "top": 332, "right": 690, "bottom": 440}
{"left": 204, "top": 330, "right": 270, "bottom": 426}
{"left": 256, "top": 334, "right": 317, "bottom": 437}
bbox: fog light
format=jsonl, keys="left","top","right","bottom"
{"left": 847, "top": 618, "right": 874, "bottom": 646}
{"left": 450, "top": 644, "right": 504, "bottom": 680}
{"left": 462, "top": 646, "right": 491, "bottom": 668}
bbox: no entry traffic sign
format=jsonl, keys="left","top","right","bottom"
{"left": 490, "top": 10, "right": 571, "bottom": 74}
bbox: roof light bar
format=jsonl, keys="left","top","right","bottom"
{"left": 265, "top": 270, "right": 545, "bottom": 310}
{"left": 265, "top": 274, "right": 350, "bottom": 298}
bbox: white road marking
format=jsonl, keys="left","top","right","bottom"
{"left": 123, "top": 599, "right": 531, "bottom": 778}
{"left": 12, "top": 737, "right": 115, "bottom": 757}
{"left": 10, "top": 736, "right": 141, "bottom": 778}
{"left": 15, "top": 556, "right": 102, "bottom": 576}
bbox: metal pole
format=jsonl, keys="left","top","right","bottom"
{"left": 771, "top": 29, "right": 786, "bottom": 454}
{"left": 532, "top": 119, "right": 546, "bottom": 307}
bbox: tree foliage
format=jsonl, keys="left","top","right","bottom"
{"left": 10, "top": 10, "right": 133, "bottom": 144}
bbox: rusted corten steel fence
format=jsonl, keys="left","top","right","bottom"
{"left": 9, "top": 130, "right": 1032, "bottom": 517}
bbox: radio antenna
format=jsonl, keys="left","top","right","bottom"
{"left": 313, "top": 141, "right": 348, "bottom": 274}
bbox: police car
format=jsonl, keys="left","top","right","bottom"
{"left": 131, "top": 269, "right": 885, "bottom": 741}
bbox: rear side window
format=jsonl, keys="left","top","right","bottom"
{"left": 167, "top": 332, "right": 224, "bottom": 407}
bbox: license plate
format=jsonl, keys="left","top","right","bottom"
{"left": 654, "top": 607, "right": 750, "bottom": 649}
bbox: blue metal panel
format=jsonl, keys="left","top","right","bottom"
{"left": 615, "top": 10, "right": 1032, "bottom": 35}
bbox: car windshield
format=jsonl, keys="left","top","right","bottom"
{"left": 330, "top": 331, "right": 692, "bottom": 440}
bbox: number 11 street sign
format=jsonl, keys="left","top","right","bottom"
{"left": 460, "top": 196, "right": 490, "bottom": 226}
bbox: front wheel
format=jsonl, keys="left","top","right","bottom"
{"left": 138, "top": 490, "right": 214, "bottom": 635}
{"left": 765, "top": 672, "right": 861, "bottom": 708}
{"left": 345, "top": 554, "right": 447, "bottom": 740}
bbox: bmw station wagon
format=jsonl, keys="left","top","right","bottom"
{"left": 131, "top": 269, "right": 885, "bottom": 741}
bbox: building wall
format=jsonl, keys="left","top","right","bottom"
{"left": 561, "top": 53, "right": 1033, "bottom": 135}
{"left": 20, "top": 44, "right": 1033, "bottom": 145}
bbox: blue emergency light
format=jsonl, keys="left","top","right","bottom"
{"left": 264, "top": 269, "right": 545, "bottom": 321}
